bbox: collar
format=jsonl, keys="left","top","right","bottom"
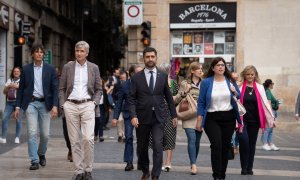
{"left": 75, "top": 60, "right": 87, "bottom": 67}
{"left": 144, "top": 67, "right": 157, "bottom": 74}
{"left": 34, "top": 61, "right": 43, "bottom": 67}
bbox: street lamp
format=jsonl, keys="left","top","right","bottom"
{"left": 81, "top": 8, "right": 90, "bottom": 40}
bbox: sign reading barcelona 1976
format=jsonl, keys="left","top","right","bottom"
{"left": 124, "top": 0, "right": 143, "bottom": 25}
{"left": 170, "top": 3, "right": 236, "bottom": 29}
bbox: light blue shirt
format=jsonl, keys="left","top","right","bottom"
{"left": 144, "top": 67, "right": 157, "bottom": 89}
{"left": 32, "top": 62, "right": 44, "bottom": 98}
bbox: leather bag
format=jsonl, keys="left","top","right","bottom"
{"left": 176, "top": 93, "right": 197, "bottom": 120}
{"left": 233, "top": 95, "right": 246, "bottom": 116}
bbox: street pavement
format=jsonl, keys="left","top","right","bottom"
{"left": 0, "top": 113, "right": 299, "bottom": 180}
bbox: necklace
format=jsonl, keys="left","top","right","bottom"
{"left": 247, "top": 86, "right": 254, "bottom": 95}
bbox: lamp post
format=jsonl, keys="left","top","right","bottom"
{"left": 81, "top": 8, "right": 90, "bottom": 40}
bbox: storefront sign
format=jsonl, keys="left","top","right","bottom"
{"left": 43, "top": 49, "right": 52, "bottom": 64}
{"left": 170, "top": 3, "right": 236, "bottom": 29}
{"left": 14, "top": 11, "right": 24, "bottom": 34}
{"left": 124, "top": 0, "right": 143, "bottom": 25}
{"left": 0, "top": 2, "right": 9, "bottom": 29}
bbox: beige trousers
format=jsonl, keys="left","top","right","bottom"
{"left": 63, "top": 101, "right": 95, "bottom": 174}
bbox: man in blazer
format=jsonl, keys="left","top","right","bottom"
{"left": 128, "top": 47, "right": 177, "bottom": 180}
{"left": 14, "top": 44, "right": 58, "bottom": 170}
{"left": 59, "top": 41, "right": 102, "bottom": 180}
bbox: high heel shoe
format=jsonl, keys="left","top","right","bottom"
{"left": 190, "top": 164, "right": 197, "bottom": 175}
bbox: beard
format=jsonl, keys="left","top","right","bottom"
{"left": 145, "top": 61, "right": 156, "bottom": 68}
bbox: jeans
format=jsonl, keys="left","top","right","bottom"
{"left": 261, "top": 127, "right": 273, "bottom": 144}
{"left": 26, "top": 101, "right": 51, "bottom": 164}
{"left": 184, "top": 128, "right": 202, "bottom": 165}
{"left": 1, "top": 101, "right": 22, "bottom": 138}
{"left": 231, "top": 131, "right": 239, "bottom": 147}
{"left": 123, "top": 114, "right": 134, "bottom": 163}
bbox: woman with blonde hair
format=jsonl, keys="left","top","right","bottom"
{"left": 174, "top": 61, "right": 202, "bottom": 175}
{"left": 237, "top": 65, "right": 274, "bottom": 175}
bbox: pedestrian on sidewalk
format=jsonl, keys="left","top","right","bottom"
{"left": 128, "top": 47, "right": 177, "bottom": 180}
{"left": 261, "top": 79, "right": 280, "bottom": 151}
{"left": 59, "top": 41, "right": 102, "bottom": 180}
{"left": 14, "top": 44, "right": 58, "bottom": 170}
{"left": 295, "top": 90, "right": 300, "bottom": 121}
{"left": 237, "top": 65, "right": 274, "bottom": 176}
{"left": 112, "top": 66, "right": 142, "bottom": 171}
{"left": 197, "top": 57, "right": 241, "bottom": 180}
{"left": 174, "top": 61, "right": 202, "bottom": 175}
{"left": 0, "top": 67, "right": 22, "bottom": 144}
{"left": 149, "top": 62, "right": 178, "bottom": 173}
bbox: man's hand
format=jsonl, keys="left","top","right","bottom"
{"left": 172, "top": 118, "right": 177, "bottom": 128}
{"left": 131, "top": 117, "right": 139, "bottom": 128}
{"left": 14, "top": 109, "right": 19, "bottom": 119}
{"left": 112, "top": 119, "right": 118, "bottom": 127}
{"left": 51, "top": 106, "right": 58, "bottom": 119}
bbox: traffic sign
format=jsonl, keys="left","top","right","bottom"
{"left": 43, "top": 49, "right": 52, "bottom": 64}
{"left": 124, "top": 0, "right": 143, "bottom": 25}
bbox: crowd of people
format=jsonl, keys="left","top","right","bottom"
{"left": 0, "top": 43, "right": 299, "bottom": 180}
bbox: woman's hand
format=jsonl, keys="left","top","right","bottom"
{"left": 196, "top": 116, "right": 203, "bottom": 132}
{"left": 230, "top": 84, "right": 237, "bottom": 95}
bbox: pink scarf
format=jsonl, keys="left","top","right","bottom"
{"left": 240, "top": 81, "right": 267, "bottom": 130}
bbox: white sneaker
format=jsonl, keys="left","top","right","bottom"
{"left": 270, "top": 144, "right": 280, "bottom": 151}
{"left": 262, "top": 144, "right": 271, "bottom": 151}
{"left": 14, "top": 137, "right": 20, "bottom": 144}
{"left": 0, "top": 138, "right": 6, "bottom": 143}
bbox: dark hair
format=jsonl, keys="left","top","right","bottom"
{"left": 143, "top": 47, "right": 157, "bottom": 57}
{"left": 31, "top": 44, "right": 45, "bottom": 55}
{"left": 10, "top": 67, "right": 21, "bottom": 79}
{"left": 204, "top": 57, "right": 232, "bottom": 80}
{"left": 119, "top": 70, "right": 128, "bottom": 79}
{"left": 263, "top": 79, "right": 274, "bottom": 89}
{"left": 128, "top": 65, "right": 137, "bottom": 77}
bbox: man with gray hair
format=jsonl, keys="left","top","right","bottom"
{"left": 59, "top": 41, "right": 102, "bottom": 180}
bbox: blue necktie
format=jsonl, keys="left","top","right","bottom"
{"left": 149, "top": 71, "right": 154, "bottom": 93}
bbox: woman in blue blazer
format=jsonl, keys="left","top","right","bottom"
{"left": 197, "top": 57, "right": 242, "bottom": 180}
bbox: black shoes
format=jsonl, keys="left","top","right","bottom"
{"left": 125, "top": 162, "right": 134, "bottom": 171}
{"left": 118, "top": 136, "right": 123, "bottom": 142}
{"left": 99, "top": 136, "right": 104, "bottom": 142}
{"left": 29, "top": 163, "right": 39, "bottom": 170}
{"left": 241, "top": 169, "right": 253, "bottom": 175}
{"left": 39, "top": 155, "right": 46, "bottom": 166}
{"left": 75, "top": 173, "right": 84, "bottom": 180}
{"left": 67, "top": 151, "right": 73, "bottom": 162}
{"left": 85, "top": 172, "right": 93, "bottom": 180}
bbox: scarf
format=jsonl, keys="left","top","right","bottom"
{"left": 240, "top": 81, "right": 267, "bottom": 130}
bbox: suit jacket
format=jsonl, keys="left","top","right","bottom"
{"left": 16, "top": 62, "right": 58, "bottom": 111}
{"left": 58, "top": 61, "right": 102, "bottom": 116}
{"left": 128, "top": 69, "right": 177, "bottom": 124}
{"left": 197, "top": 76, "right": 242, "bottom": 128}
{"left": 113, "top": 80, "right": 130, "bottom": 120}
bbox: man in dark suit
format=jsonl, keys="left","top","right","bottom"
{"left": 128, "top": 47, "right": 177, "bottom": 180}
{"left": 59, "top": 41, "right": 102, "bottom": 180}
{"left": 14, "top": 44, "right": 58, "bottom": 170}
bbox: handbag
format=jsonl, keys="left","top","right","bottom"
{"left": 176, "top": 93, "right": 197, "bottom": 120}
{"left": 233, "top": 95, "right": 246, "bottom": 116}
{"left": 7, "top": 88, "right": 17, "bottom": 101}
{"left": 227, "top": 143, "right": 235, "bottom": 160}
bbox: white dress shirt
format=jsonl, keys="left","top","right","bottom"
{"left": 68, "top": 60, "right": 91, "bottom": 100}
{"left": 33, "top": 62, "right": 44, "bottom": 98}
{"left": 144, "top": 67, "right": 157, "bottom": 89}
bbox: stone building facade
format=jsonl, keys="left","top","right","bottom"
{"left": 126, "top": 0, "right": 300, "bottom": 113}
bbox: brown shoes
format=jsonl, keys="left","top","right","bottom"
{"left": 141, "top": 172, "right": 150, "bottom": 180}
{"left": 190, "top": 164, "right": 197, "bottom": 175}
{"left": 67, "top": 151, "right": 73, "bottom": 162}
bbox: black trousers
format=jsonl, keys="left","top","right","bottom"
{"left": 94, "top": 105, "right": 104, "bottom": 137}
{"left": 136, "top": 111, "right": 164, "bottom": 177}
{"left": 62, "top": 117, "right": 71, "bottom": 152}
{"left": 237, "top": 121, "right": 259, "bottom": 171}
{"left": 204, "top": 110, "right": 235, "bottom": 179}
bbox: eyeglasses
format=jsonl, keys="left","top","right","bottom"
{"left": 215, "top": 64, "right": 225, "bottom": 67}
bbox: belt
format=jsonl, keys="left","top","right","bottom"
{"left": 32, "top": 96, "right": 45, "bottom": 102}
{"left": 67, "top": 99, "right": 92, "bottom": 104}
